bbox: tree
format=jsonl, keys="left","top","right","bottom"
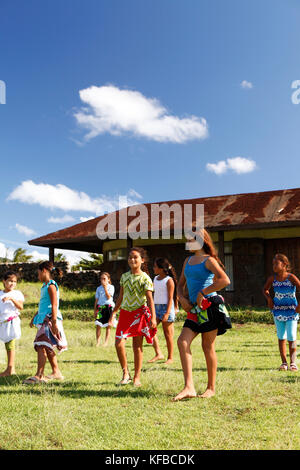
{"left": 55, "top": 253, "right": 67, "bottom": 262}
{"left": 12, "top": 248, "right": 33, "bottom": 263}
{"left": 72, "top": 253, "right": 103, "bottom": 271}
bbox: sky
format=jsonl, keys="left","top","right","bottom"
{"left": 1, "top": 0, "right": 300, "bottom": 263}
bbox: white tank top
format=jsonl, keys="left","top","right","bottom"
{"left": 153, "top": 275, "right": 172, "bottom": 304}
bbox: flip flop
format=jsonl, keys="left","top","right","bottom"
{"left": 289, "top": 363, "right": 298, "bottom": 371}
{"left": 278, "top": 363, "right": 288, "bottom": 371}
{"left": 45, "top": 375, "right": 64, "bottom": 381}
{"left": 116, "top": 376, "right": 132, "bottom": 386}
{"left": 23, "top": 376, "right": 48, "bottom": 385}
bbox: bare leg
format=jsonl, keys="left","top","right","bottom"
{"left": 96, "top": 325, "right": 101, "bottom": 347}
{"left": 162, "top": 321, "right": 174, "bottom": 364}
{"left": 148, "top": 320, "right": 164, "bottom": 362}
{"left": 35, "top": 346, "right": 48, "bottom": 379}
{"left": 289, "top": 340, "right": 297, "bottom": 367}
{"left": 132, "top": 336, "right": 143, "bottom": 386}
{"left": 0, "top": 348, "right": 16, "bottom": 376}
{"left": 103, "top": 326, "right": 111, "bottom": 347}
{"left": 173, "top": 327, "right": 198, "bottom": 401}
{"left": 45, "top": 348, "right": 64, "bottom": 380}
{"left": 200, "top": 329, "right": 218, "bottom": 398}
{"left": 115, "top": 338, "right": 130, "bottom": 381}
{"left": 278, "top": 339, "right": 288, "bottom": 364}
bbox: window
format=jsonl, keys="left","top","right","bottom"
{"left": 215, "top": 241, "right": 234, "bottom": 291}
{"left": 107, "top": 248, "right": 127, "bottom": 262}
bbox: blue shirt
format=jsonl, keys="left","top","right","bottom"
{"left": 184, "top": 257, "right": 216, "bottom": 304}
{"left": 34, "top": 280, "right": 62, "bottom": 325}
{"left": 95, "top": 284, "right": 115, "bottom": 308}
{"left": 272, "top": 275, "right": 299, "bottom": 321}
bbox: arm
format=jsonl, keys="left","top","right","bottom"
{"left": 108, "top": 286, "right": 123, "bottom": 326}
{"left": 263, "top": 276, "right": 274, "bottom": 310}
{"left": 48, "top": 284, "right": 60, "bottom": 336}
{"left": 146, "top": 290, "right": 157, "bottom": 329}
{"left": 177, "top": 258, "right": 193, "bottom": 313}
{"left": 103, "top": 283, "right": 112, "bottom": 301}
{"left": 289, "top": 274, "right": 300, "bottom": 313}
{"left": 2, "top": 296, "right": 23, "bottom": 311}
{"left": 196, "top": 257, "right": 230, "bottom": 307}
{"left": 94, "top": 298, "right": 98, "bottom": 319}
{"left": 162, "top": 278, "right": 175, "bottom": 322}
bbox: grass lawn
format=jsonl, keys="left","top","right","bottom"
{"left": 0, "top": 319, "right": 299, "bottom": 450}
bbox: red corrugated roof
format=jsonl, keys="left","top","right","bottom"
{"left": 28, "top": 188, "right": 300, "bottom": 250}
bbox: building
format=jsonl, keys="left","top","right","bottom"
{"left": 28, "top": 188, "right": 300, "bottom": 306}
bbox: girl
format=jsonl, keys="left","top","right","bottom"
{"left": 148, "top": 258, "right": 178, "bottom": 365}
{"left": 0, "top": 271, "right": 24, "bottom": 376}
{"left": 263, "top": 253, "right": 300, "bottom": 371}
{"left": 94, "top": 272, "right": 115, "bottom": 347}
{"left": 24, "top": 261, "right": 67, "bottom": 384}
{"left": 174, "top": 230, "right": 231, "bottom": 401}
{"left": 109, "top": 247, "right": 157, "bottom": 387}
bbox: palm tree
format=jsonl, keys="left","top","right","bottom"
{"left": 72, "top": 253, "right": 103, "bottom": 271}
{"left": 13, "top": 248, "right": 33, "bottom": 263}
{"left": 55, "top": 253, "right": 67, "bottom": 262}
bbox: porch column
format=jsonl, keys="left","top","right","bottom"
{"left": 218, "top": 231, "right": 225, "bottom": 265}
{"left": 49, "top": 247, "right": 55, "bottom": 263}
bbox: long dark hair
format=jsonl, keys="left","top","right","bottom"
{"left": 38, "top": 261, "right": 63, "bottom": 279}
{"left": 201, "top": 229, "right": 225, "bottom": 270}
{"left": 154, "top": 257, "right": 178, "bottom": 303}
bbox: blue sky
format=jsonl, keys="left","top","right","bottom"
{"left": 1, "top": 0, "right": 300, "bottom": 262}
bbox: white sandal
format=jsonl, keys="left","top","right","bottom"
{"left": 278, "top": 363, "right": 288, "bottom": 371}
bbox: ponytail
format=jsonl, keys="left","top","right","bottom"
{"left": 38, "top": 261, "right": 63, "bottom": 279}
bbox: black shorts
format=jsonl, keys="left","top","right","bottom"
{"left": 183, "top": 295, "right": 232, "bottom": 336}
{"left": 95, "top": 305, "right": 113, "bottom": 327}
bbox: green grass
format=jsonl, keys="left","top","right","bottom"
{"left": 0, "top": 321, "right": 299, "bottom": 450}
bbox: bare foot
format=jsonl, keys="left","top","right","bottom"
{"left": 102, "top": 342, "right": 109, "bottom": 348}
{"left": 198, "top": 389, "right": 215, "bottom": 398}
{"left": 172, "top": 387, "right": 197, "bottom": 402}
{"left": 96, "top": 343, "right": 101, "bottom": 347}
{"left": 147, "top": 355, "right": 164, "bottom": 363}
{"left": 164, "top": 359, "right": 173, "bottom": 365}
{"left": 45, "top": 374, "right": 64, "bottom": 381}
{"left": 0, "top": 369, "right": 16, "bottom": 377}
{"left": 133, "top": 380, "right": 142, "bottom": 387}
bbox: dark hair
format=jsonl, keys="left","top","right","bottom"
{"left": 100, "top": 272, "right": 111, "bottom": 283}
{"left": 154, "top": 257, "right": 178, "bottom": 303}
{"left": 274, "top": 253, "right": 291, "bottom": 271}
{"left": 3, "top": 271, "right": 18, "bottom": 281}
{"left": 38, "top": 261, "right": 63, "bottom": 279}
{"left": 200, "top": 229, "right": 225, "bottom": 270}
{"left": 129, "top": 247, "right": 150, "bottom": 275}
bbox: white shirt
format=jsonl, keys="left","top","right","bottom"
{"left": 153, "top": 276, "right": 172, "bottom": 304}
{"left": 0, "top": 289, "right": 24, "bottom": 322}
{"left": 95, "top": 284, "right": 115, "bottom": 308}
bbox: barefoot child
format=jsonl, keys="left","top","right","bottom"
{"left": 0, "top": 272, "right": 24, "bottom": 376}
{"left": 109, "top": 247, "right": 157, "bottom": 386}
{"left": 263, "top": 253, "right": 300, "bottom": 371}
{"left": 174, "top": 229, "right": 231, "bottom": 401}
{"left": 148, "top": 258, "right": 178, "bottom": 365}
{"left": 94, "top": 272, "right": 115, "bottom": 347}
{"left": 24, "top": 262, "right": 67, "bottom": 384}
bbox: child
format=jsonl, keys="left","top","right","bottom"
{"left": 263, "top": 253, "right": 300, "bottom": 371}
{"left": 94, "top": 272, "right": 115, "bottom": 347}
{"left": 174, "top": 229, "right": 231, "bottom": 401}
{"left": 109, "top": 247, "right": 157, "bottom": 387}
{"left": 24, "top": 261, "right": 67, "bottom": 384}
{"left": 148, "top": 258, "right": 178, "bottom": 365}
{"left": 0, "top": 271, "right": 24, "bottom": 376}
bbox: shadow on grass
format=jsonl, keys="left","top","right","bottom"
{"left": 60, "top": 359, "right": 119, "bottom": 365}
{"left": 276, "top": 375, "right": 299, "bottom": 384}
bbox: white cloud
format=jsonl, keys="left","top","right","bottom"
{"left": 48, "top": 215, "right": 76, "bottom": 224}
{"left": 206, "top": 160, "right": 227, "bottom": 175}
{"left": 7, "top": 180, "right": 143, "bottom": 215}
{"left": 74, "top": 85, "right": 208, "bottom": 143}
{"left": 15, "top": 223, "right": 36, "bottom": 237}
{"left": 240, "top": 80, "right": 253, "bottom": 89}
{"left": 206, "top": 157, "right": 257, "bottom": 175}
{"left": 79, "top": 216, "right": 95, "bottom": 222}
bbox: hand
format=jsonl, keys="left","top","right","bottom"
{"left": 2, "top": 296, "right": 12, "bottom": 303}
{"left": 162, "top": 313, "right": 169, "bottom": 323}
{"left": 179, "top": 296, "right": 193, "bottom": 313}
{"left": 150, "top": 318, "right": 157, "bottom": 329}
{"left": 267, "top": 298, "right": 274, "bottom": 310}
{"left": 196, "top": 292, "right": 204, "bottom": 309}
{"left": 51, "top": 321, "right": 60, "bottom": 338}
{"left": 29, "top": 318, "right": 34, "bottom": 328}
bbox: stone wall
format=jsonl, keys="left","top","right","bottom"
{"left": 0, "top": 262, "right": 102, "bottom": 290}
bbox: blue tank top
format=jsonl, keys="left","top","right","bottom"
{"left": 272, "top": 275, "right": 299, "bottom": 321}
{"left": 34, "top": 280, "right": 63, "bottom": 325}
{"left": 184, "top": 257, "right": 216, "bottom": 304}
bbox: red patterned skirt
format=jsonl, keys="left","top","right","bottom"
{"left": 116, "top": 306, "right": 157, "bottom": 344}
